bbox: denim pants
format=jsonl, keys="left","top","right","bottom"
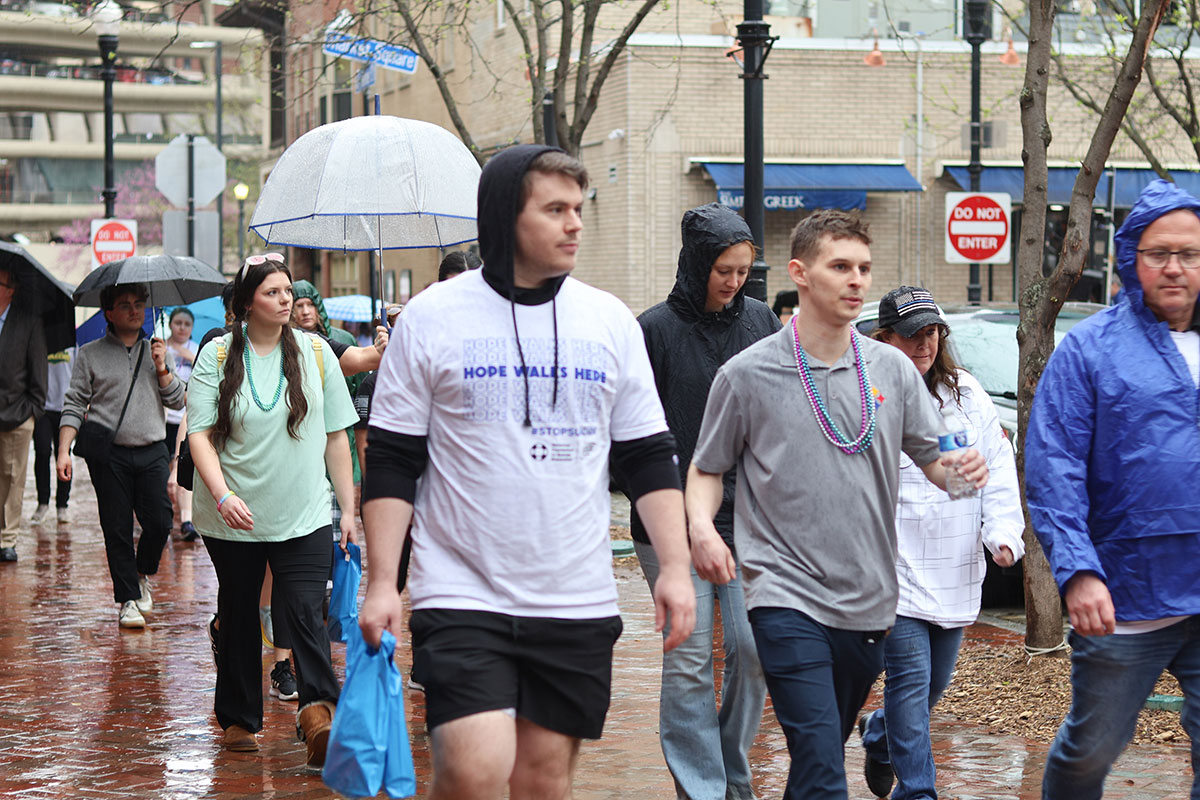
{"left": 635, "top": 540, "right": 767, "bottom": 800}
{"left": 1043, "top": 619, "right": 1200, "bottom": 800}
{"left": 748, "top": 606, "right": 887, "bottom": 800}
{"left": 860, "top": 616, "right": 964, "bottom": 800}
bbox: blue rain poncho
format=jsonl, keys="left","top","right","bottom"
{"left": 1025, "top": 179, "right": 1200, "bottom": 621}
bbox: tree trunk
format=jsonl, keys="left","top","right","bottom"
{"left": 1017, "top": 0, "right": 1167, "bottom": 654}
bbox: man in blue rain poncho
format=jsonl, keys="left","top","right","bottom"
{"left": 1027, "top": 179, "right": 1200, "bottom": 799}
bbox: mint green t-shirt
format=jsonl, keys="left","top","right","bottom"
{"left": 188, "top": 329, "right": 359, "bottom": 542}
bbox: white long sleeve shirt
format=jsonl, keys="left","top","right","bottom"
{"left": 894, "top": 370, "right": 1026, "bottom": 628}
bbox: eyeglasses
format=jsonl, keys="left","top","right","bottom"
{"left": 240, "top": 252, "right": 285, "bottom": 277}
{"left": 1136, "top": 248, "right": 1200, "bottom": 269}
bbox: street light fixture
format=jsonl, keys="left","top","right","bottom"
{"left": 863, "top": 31, "right": 885, "bottom": 67}
{"left": 233, "top": 181, "right": 249, "bottom": 266}
{"left": 92, "top": 0, "right": 122, "bottom": 219}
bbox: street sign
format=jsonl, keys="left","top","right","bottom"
{"left": 945, "top": 192, "right": 1011, "bottom": 264}
{"left": 154, "top": 135, "right": 227, "bottom": 209}
{"left": 163, "top": 210, "right": 219, "bottom": 269}
{"left": 323, "top": 30, "right": 418, "bottom": 74}
{"left": 355, "top": 63, "right": 375, "bottom": 93}
{"left": 90, "top": 218, "right": 137, "bottom": 270}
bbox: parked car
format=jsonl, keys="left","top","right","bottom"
{"left": 854, "top": 299, "right": 1107, "bottom": 607}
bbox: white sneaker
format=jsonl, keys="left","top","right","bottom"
{"left": 136, "top": 576, "right": 153, "bottom": 613}
{"left": 30, "top": 504, "right": 49, "bottom": 524}
{"left": 119, "top": 600, "right": 145, "bottom": 629}
{"left": 56, "top": 506, "right": 70, "bottom": 526}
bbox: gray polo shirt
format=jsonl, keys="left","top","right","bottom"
{"left": 692, "top": 326, "right": 943, "bottom": 631}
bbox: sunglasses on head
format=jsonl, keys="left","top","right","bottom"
{"left": 240, "top": 252, "right": 285, "bottom": 277}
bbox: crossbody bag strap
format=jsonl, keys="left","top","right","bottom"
{"left": 112, "top": 339, "right": 147, "bottom": 437}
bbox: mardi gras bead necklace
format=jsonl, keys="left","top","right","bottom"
{"left": 243, "top": 324, "right": 285, "bottom": 412}
{"left": 791, "top": 317, "right": 876, "bottom": 455}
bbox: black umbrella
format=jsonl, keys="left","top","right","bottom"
{"left": 72, "top": 254, "right": 228, "bottom": 308}
{"left": 0, "top": 241, "right": 76, "bottom": 353}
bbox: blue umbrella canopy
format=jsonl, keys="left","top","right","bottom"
{"left": 322, "top": 294, "right": 377, "bottom": 323}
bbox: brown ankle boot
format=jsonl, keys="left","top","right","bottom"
{"left": 296, "top": 700, "right": 336, "bottom": 768}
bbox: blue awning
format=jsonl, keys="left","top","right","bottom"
{"left": 944, "top": 165, "right": 1200, "bottom": 208}
{"left": 701, "top": 162, "right": 923, "bottom": 212}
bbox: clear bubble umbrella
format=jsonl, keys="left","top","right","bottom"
{"left": 249, "top": 115, "right": 481, "bottom": 321}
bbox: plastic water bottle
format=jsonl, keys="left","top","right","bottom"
{"left": 937, "top": 408, "right": 977, "bottom": 500}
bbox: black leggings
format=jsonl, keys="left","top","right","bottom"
{"left": 32, "top": 410, "right": 70, "bottom": 508}
{"left": 203, "top": 526, "right": 340, "bottom": 732}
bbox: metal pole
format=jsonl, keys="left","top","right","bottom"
{"left": 1105, "top": 165, "right": 1117, "bottom": 303}
{"left": 738, "top": 0, "right": 772, "bottom": 303}
{"left": 237, "top": 197, "right": 245, "bottom": 264}
{"left": 543, "top": 91, "right": 558, "bottom": 148}
{"left": 215, "top": 42, "right": 224, "bottom": 271}
{"left": 187, "top": 133, "right": 195, "bottom": 256}
{"left": 915, "top": 37, "right": 924, "bottom": 286}
{"left": 965, "top": 0, "right": 987, "bottom": 305}
{"left": 99, "top": 34, "right": 118, "bottom": 218}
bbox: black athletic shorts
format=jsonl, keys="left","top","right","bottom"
{"left": 409, "top": 608, "right": 623, "bottom": 740}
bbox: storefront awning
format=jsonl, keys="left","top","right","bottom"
{"left": 700, "top": 162, "right": 923, "bottom": 212}
{"left": 944, "top": 165, "right": 1200, "bottom": 208}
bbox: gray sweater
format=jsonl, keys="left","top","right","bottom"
{"left": 61, "top": 331, "right": 185, "bottom": 447}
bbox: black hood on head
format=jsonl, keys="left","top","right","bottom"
{"left": 667, "top": 203, "right": 755, "bottom": 322}
{"left": 478, "top": 143, "right": 568, "bottom": 305}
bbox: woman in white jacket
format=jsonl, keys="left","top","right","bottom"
{"left": 858, "top": 286, "right": 1025, "bottom": 800}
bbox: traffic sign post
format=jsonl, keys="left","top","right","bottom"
{"left": 155, "top": 134, "right": 227, "bottom": 209}
{"left": 945, "top": 192, "right": 1011, "bottom": 265}
{"left": 90, "top": 218, "right": 137, "bottom": 270}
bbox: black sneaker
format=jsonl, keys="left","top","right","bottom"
{"left": 180, "top": 521, "right": 200, "bottom": 542}
{"left": 270, "top": 659, "right": 299, "bottom": 701}
{"left": 207, "top": 614, "right": 219, "bottom": 668}
{"left": 859, "top": 715, "right": 894, "bottom": 798}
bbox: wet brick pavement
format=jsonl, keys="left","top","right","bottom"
{"left": 1, "top": 453, "right": 1195, "bottom": 799}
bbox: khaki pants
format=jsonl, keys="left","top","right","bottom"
{"left": 0, "top": 417, "right": 35, "bottom": 549}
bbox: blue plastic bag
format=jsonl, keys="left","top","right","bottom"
{"left": 327, "top": 541, "right": 362, "bottom": 643}
{"left": 323, "top": 627, "right": 416, "bottom": 799}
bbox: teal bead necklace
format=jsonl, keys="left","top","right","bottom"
{"left": 243, "top": 325, "right": 285, "bottom": 412}
{"left": 791, "top": 317, "right": 877, "bottom": 455}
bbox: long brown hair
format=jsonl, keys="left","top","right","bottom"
{"left": 873, "top": 324, "right": 963, "bottom": 409}
{"left": 210, "top": 260, "right": 309, "bottom": 450}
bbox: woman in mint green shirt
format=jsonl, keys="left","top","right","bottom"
{"left": 188, "top": 254, "right": 358, "bottom": 766}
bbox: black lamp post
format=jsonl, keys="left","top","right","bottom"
{"left": 234, "top": 182, "right": 249, "bottom": 266}
{"left": 736, "top": 0, "right": 776, "bottom": 303}
{"left": 964, "top": 0, "right": 988, "bottom": 304}
{"left": 93, "top": 0, "right": 122, "bottom": 219}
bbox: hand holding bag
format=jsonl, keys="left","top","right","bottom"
{"left": 327, "top": 541, "right": 362, "bottom": 644}
{"left": 322, "top": 627, "right": 416, "bottom": 799}
{"left": 74, "top": 342, "right": 146, "bottom": 464}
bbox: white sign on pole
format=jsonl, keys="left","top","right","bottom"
{"left": 162, "top": 210, "right": 220, "bottom": 270}
{"left": 945, "top": 192, "right": 1011, "bottom": 264}
{"left": 154, "top": 135, "right": 227, "bottom": 209}
{"left": 90, "top": 218, "right": 137, "bottom": 270}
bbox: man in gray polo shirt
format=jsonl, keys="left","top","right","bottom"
{"left": 685, "top": 209, "right": 989, "bottom": 800}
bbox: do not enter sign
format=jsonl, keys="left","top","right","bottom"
{"left": 90, "top": 218, "right": 137, "bottom": 270}
{"left": 945, "top": 193, "right": 1011, "bottom": 264}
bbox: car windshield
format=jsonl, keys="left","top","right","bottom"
{"left": 947, "top": 311, "right": 1096, "bottom": 399}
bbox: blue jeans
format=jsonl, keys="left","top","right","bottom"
{"left": 748, "top": 606, "right": 887, "bottom": 800}
{"left": 635, "top": 540, "right": 767, "bottom": 800}
{"left": 1044, "top": 619, "right": 1200, "bottom": 800}
{"left": 860, "top": 616, "right": 964, "bottom": 800}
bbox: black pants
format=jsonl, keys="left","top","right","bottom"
{"left": 203, "top": 526, "right": 340, "bottom": 732}
{"left": 33, "top": 410, "right": 70, "bottom": 508}
{"left": 88, "top": 443, "right": 172, "bottom": 603}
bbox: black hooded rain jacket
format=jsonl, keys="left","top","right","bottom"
{"left": 629, "top": 203, "right": 781, "bottom": 550}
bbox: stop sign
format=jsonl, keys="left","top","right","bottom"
{"left": 945, "top": 193, "right": 1011, "bottom": 264}
{"left": 90, "top": 218, "right": 137, "bottom": 270}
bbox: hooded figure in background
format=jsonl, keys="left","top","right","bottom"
{"left": 628, "top": 202, "right": 779, "bottom": 800}
{"left": 291, "top": 280, "right": 357, "bottom": 349}
{"left": 1026, "top": 179, "right": 1200, "bottom": 797}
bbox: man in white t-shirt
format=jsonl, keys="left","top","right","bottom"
{"left": 360, "top": 145, "right": 695, "bottom": 800}
{"left": 1027, "top": 179, "right": 1200, "bottom": 798}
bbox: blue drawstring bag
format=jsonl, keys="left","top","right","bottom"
{"left": 323, "top": 627, "right": 416, "bottom": 799}
{"left": 327, "top": 541, "right": 362, "bottom": 643}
